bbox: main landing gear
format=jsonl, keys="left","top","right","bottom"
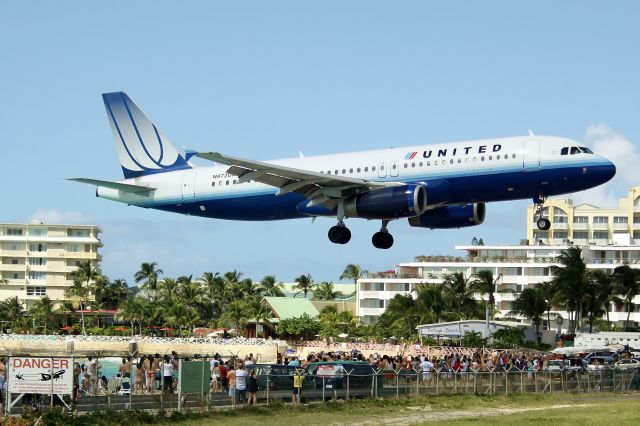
{"left": 372, "top": 220, "right": 394, "bottom": 250}
{"left": 534, "top": 193, "right": 551, "bottom": 230}
{"left": 327, "top": 219, "right": 394, "bottom": 249}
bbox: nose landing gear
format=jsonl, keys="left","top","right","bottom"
{"left": 534, "top": 194, "right": 551, "bottom": 230}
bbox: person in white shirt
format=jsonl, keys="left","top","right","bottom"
{"left": 234, "top": 364, "right": 248, "bottom": 404}
{"left": 419, "top": 358, "right": 433, "bottom": 382}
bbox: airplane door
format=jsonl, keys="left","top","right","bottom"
{"left": 390, "top": 160, "right": 399, "bottom": 177}
{"left": 378, "top": 162, "right": 387, "bottom": 178}
{"left": 522, "top": 139, "right": 540, "bottom": 171}
{"left": 181, "top": 171, "right": 197, "bottom": 202}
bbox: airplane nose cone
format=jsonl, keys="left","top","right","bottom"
{"left": 598, "top": 160, "right": 616, "bottom": 183}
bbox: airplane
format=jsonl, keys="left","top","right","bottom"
{"left": 70, "top": 92, "right": 616, "bottom": 249}
{"left": 14, "top": 369, "right": 66, "bottom": 381}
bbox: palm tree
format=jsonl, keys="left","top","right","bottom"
{"left": 134, "top": 262, "right": 163, "bottom": 291}
{"left": 65, "top": 279, "right": 90, "bottom": 335}
{"left": 551, "top": 247, "right": 589, "bottom": 333}
{"left": 158, "top": 278, "right": 180, "bottom": 300}
{"left": 1, "top": 297, "right": 24, "bottom": 331}
{"left": 510, "top": 288, "right": 547, "bottom": 343}
{"left": 294, "top": 274, "right": 314, "bottom": 298}
{"left": 470, "top": 270, "right": 502, "bottom": 319}
{"left": 118, "top": 297, "right": 146, "bottom": 335}
{"left": 257, "top": 275, "right": 285, "bottom": 297}
{"left": 312, "top": 282, "right": 342, "bottom": 300}
{"left": 253, "top": 304, "right": 273, "bottom": 338}
{"left": 613, "top": 264, "right": 640, "bottom": 331}
{"left": 199, "top": 272, "right": 225, "bottom": 319}
{"left": 536, "top": 281, "right": 558, "bottom": 330}
{"left": 221, "top": 300, "right": 250, "bottom": 334}
{"left": 340, "top": 264, "right": 368, "bottom": 283}
{"left": 589, "top": 270, "right": 621, "bottom": 330}
{"left": 178, "top": 275, "right": 204, "bottom": 302}
{"left": 415, "top": 284, "right": 447, "bottom": 323}
{"left": 442, "top": 272, "right": 476, "bottom": 319}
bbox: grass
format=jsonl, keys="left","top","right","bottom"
{"left": 7, "top": 392, "right": 640, "bottom": 426}
{"left": 169, "top": 393, "right": 640, "bottom": 426}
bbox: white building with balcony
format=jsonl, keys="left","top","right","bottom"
{"left": 0, "top": 220, "right": 102, "bottom": 308}
{"left": 357, "top": 243, "right": 640, "bottom": 327}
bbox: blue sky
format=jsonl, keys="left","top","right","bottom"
{"left": 2, "top": 1, "right": 639, "bottom": 285}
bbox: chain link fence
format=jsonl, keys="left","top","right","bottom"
{"left": 2, "top": 354, "right": 639, "bottom": 416}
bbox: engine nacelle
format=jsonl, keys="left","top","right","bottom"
{"left": 408, "top": 203, "right": 486, "bottom": 229}
{"left": 344, "top": 184, "right": 427, "bottom": 219}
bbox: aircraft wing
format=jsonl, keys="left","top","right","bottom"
{"left": 197, "top": 152, "right": 399, "bottom": 208}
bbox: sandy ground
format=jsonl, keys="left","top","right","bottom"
{"left": 331, "top": 403, "right": 591, "bottom": 426}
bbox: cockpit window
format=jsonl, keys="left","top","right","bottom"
{"left": 561, "top": 147, "right": 568, "bottom": 155}
{"left": 570, "top": 147, "right": 580, "bottom": 155}
{"left": 580, "top": 147, "right": 593, "bottom": 154}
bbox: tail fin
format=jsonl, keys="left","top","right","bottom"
{"left": 102, "top": 92, "right": 191, "bottom": 178}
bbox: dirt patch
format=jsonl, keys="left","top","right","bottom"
{"left": 332, "top": 403, "right": 591, "bottom": 426}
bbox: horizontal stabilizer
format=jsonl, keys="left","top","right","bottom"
{"left": 68, "top": 178, "right": 155, "bottom": 194}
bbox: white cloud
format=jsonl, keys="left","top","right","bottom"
{"left": 28, "top": 209, "right": 93, "bottom": 224}
{"left": 572, "top": 123, "right": 638, "bottom": 207}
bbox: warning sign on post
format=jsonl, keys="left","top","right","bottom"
{"left": 8, "top": 357, "right": 74, "bottom": 395}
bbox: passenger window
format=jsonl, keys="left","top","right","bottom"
{"left": 457, "top": 158, "right": 462, "bottom": 163}
{"left": 497, "top": 155, "right": 500, "bottom": 160}
{"left": 481, "top": 156, "right": 485, "bottom": 161}
{"left": 412, "top": 162, "right": 416, "bottom": 168}
{"left": 392, "top": 164, "right": 396, "bottom": 169}
{"left": 488, "top": 156, "right": 492, "bottom": 160}
{"left": 427, "top": 161, "right": 431, "bottom": 166}
{"left": 357, "top": 167, "right": 361, "bottom": 172}
{"left": 434, "top": 160, "right": 438, "bottom": 165}
{"left": 211, "top": 182, "right": 215, "bottom": 186}
{"left": 334, "top": 170, "right": 338, "bottom": 174}
{"left": 419, "top": 162, "right": 423, "bottom": 167}
{"left": 349, "top": 168, "right": 353, "bottom": 173}
{"left": 512, "top": 153, "right": 516, "bottom": 159}
{"left": 561, "top": 147, "right": 568, "bottom": 155}
{"left": 570, "top": 147, "right": 580, "bottom": 155}
{"left": 342, "top": 169, "right": 346, "bottom": 174}
{"left": 226, "top": 180, "right": 229, "bottom": 185}
{"left": 372, "top": 166, "right": 376, "bottom": 171}
{"left": 404, "top": 163, "right": 408, "bottom": 168}
{"left": 364, "top": 167, "right": 369, "bottom": 172}
{"left": 449, "top": 159, "right": 454, "bottom": 164}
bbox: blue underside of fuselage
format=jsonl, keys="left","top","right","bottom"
{"left": 146, "top": 164, "right": 614, "bottom": 221}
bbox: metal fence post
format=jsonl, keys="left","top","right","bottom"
{"left": 265, "top": 370, "right": 269, "bottom": 404}
{"left": 395, "top": 370, "right": 399, "bottom": 398}
{"left": 346, "top": 369, "right": 350, "bottom": 401}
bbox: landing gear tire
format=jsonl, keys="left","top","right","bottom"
{"left": 536, "top": 217, "right": 551, "bottom": 231}
{"left": 328, "top": 225, "right": 351, "bottom": 244}
{"left": 372, "top": 231, "right": 394, "bottom": 249}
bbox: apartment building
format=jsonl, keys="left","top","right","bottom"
{"left": 527, "top": 185, "right": 640, "bottom": 245}
{"left": 0, "top": 220, "right": 102, "bottom": 307}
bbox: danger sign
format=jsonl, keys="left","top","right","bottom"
{"left": 9, "top": 357, "right": 74, "bottom": 395}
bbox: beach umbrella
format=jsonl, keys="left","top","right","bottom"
{"left": 60, "top": 326, "right": 74, "bottom": 331}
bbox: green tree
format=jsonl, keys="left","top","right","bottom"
{"left": 471, "top": 270, "right": 503, "bottom": 319}
{"left": 443, "top": 272, "right": 476, "bottom": 319}
{"left": 0, "top": 296, "right": 24, "bottom": 331}
{"left": 340, "top": 264, "right": 368, "bottom": 283}
{"left": 510, "top": 288, "right": 547, "bottom": 343}
{"left": 277, "top": 314, "right": 321, "bottom": 339}
{"left": 134, "top": 262, "right": 163, "bottom": 291}
{"left": 199, "top": 272, "right": 225, "bottom": 319}
{"left": 613, "top": 264, "right": 640, "bottom": 331}
{"left": 312, "top": 282, "right": 342, "bottom": 300}
{"left": 117, "top": 297, "right": 146, "bottom": 335}
{"left": 294, "top": 274, "right": 314, "bottom": 298}
{"left": 257, "top": 275, "right": 285, "bottom": 297}
{"left": 551, "top": 247, "right": 589, "bottom": 333}
{"left": 65, "top": 280, "right": 90, "bottom": 335}
{"left": 70, "top": 260, "right": 103, "bottom": 335}
{"left": 101, "top": 279, "right": 129, "bottom": 309}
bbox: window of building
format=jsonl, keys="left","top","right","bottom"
{"left": 10, "top": 259, "right": 18, "bottom": 264}
{"left": 7, "top": 228, "right": 24, "bottom": 236}
{"left": 593, "top": 231, "right": 609, "bottom": 240}
{"left": 593, "top": 216, "right": 608, "bottom": 224}
{"left": 573, "top": 231, "right": 588, "bottom": 240}
{"left": 554, "top": 231, "right": 568, "bottom": 239}
{"left": 28, "top": 258, "right": 46, "bottom": 266}
{"left": 361, "top": 282, "right": 383, "bottom": 291}
{"left": 28, "top": 271, "right": 46, "bottom": 280}
{"left": 553, "top": 207, "right": 568, "bottom": 223}
{"left": 533, "top": 231, "right": 549, "bottom": 240}
{"left": 28, "top": 243, "right": 47, "bottom": 252}
{"left": 613, "top": 216, "right": 628, "bottom": 224}
{"left": 573, "top": 216, "right": 588, "bottom": 224}
{"left": 28, "top": 228, "right": 48, "bottom": 237}
{"left": 26, "top": 286, "right": 46, "bottom": 296}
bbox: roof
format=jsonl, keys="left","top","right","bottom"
{"left": 262, "top": 297, "right": 319, "bottom": 320}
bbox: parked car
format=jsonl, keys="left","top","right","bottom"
{"left": 306, "top": 361, "right": 375, "bottom": 390}
{"left": 546, "top": 359, "right": 568, "bottom": 373}
{"left": 245, "top": 364, "right": 308, "bottom": 391}
{"left": 614, "top": 358, "right": 640, "bottom": 370}
{"left": 586, "top": 356, "right": 615, "bottom": 371}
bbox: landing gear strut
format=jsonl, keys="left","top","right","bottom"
{"left": 328, "top": 221, "right": 351, "bottom": 245}
{"left": 372, "top": 220, "right": 394, "bottom": 249}
{"left": 534, "top": 193, "right": 551, "bottom": 230}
